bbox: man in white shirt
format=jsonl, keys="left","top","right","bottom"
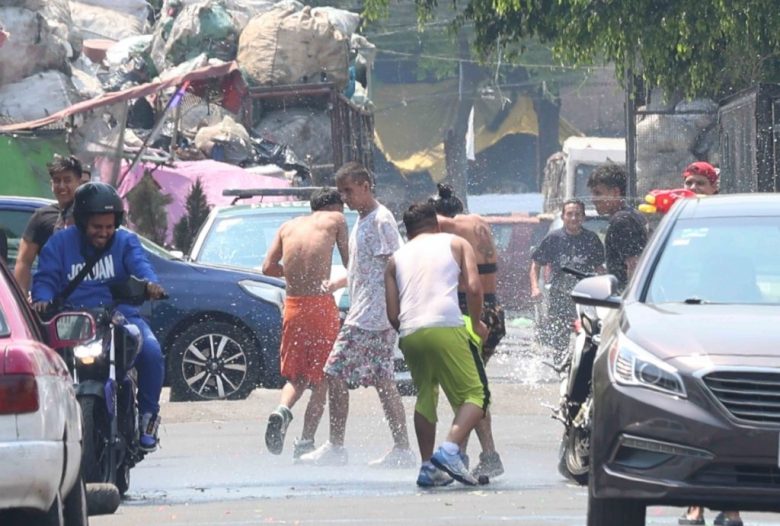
{"left": 299, "top": 162, "right": 415, "bottom": 468}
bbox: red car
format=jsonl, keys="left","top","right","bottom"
{"left": 484, "top": 214, "right": 549, "bottom": 311}
{"left": 0, "top": 259, "right": 96, "bottom": 525}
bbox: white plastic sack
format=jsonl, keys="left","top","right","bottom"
{"left": 194, "top": 115, "right": 252, "bottom": 165}
{"left": 311, "top": 6, "right": 359, "bottom": 37}
{"left": 0, "top": 70, "right": 81, "bottom": 122}
{"left": 0, "top": 6, "right": 75, "bottom": 84}
{"left": 72, "top": 0, "right": 149, "bottom": 25}
{"left": 238, "top": 5, "right": 349, "bottom": 88}
{"left": 176, "top": 93, "right": 237, "bottom": 138}
{"left": 105, "top": 35, "right": 153, "bottom": 66}
{"left": 70, "top": 1, "right": 148, "bottom": 41}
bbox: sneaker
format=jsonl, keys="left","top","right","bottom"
{"left": 713, "top": 512, "right": 743, "bottom": 526}
{"left": 139, "top": 413, "right": 161, "bottom": 452}
{"left": 431, "top": 446, "right": 478, "bottom": 486}
{"left": 368, "top": 447, "right": 417, "bottom": 469}
{"left": 471, "top": 451, "right": 504, "bottom": 478}
{"left": 292, "top": 438, "right": 316, "bottom": 460}
{"left": 461, "top": 452, "right": 470, "bottom": 470}
{"left": 297, "top": 441, "right": 348, "bottom": 466}
{"left": 416, "top": 464, "right": 454, "bottom": 487}
{"left": 265, "top": 406, "right": 293, "bottom": 455}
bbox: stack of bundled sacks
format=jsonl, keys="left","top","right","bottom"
{"left": 0, "top": 0, "right": 375, "bottom": 174}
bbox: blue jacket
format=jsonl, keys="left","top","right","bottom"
{"left": 32, "top": 226, "right": 158, "bottom": 316}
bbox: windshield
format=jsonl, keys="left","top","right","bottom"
{"left": 645, "top": 217, "right": 780, "bottom": 304}
{"left": 196, "top": 210, "right": 358, "bottom": 271}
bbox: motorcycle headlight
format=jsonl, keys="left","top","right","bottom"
{"left": 608, "top": 336, "right": 686, "bottom": 397}
{"left": 73, "top": 339, "right": 103, "bottom": 364}
{"left": 238, "top": 279, "right": 285, "bottom": 313}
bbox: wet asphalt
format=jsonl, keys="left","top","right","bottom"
{"left": 92, "top": 320, "right": 780, "bottom": 525}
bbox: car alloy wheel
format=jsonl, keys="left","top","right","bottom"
{"left": 169, "top": 320, "right": 260, "bottom": 401}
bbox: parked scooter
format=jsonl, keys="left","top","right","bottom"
{"left": 60, "top": 276, "right": 167, "bottom": 497}
{"left": 551, "top": 267, "right": 602, "bottom": 485}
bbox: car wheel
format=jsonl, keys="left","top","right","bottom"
{"left": 558, "top": 427, "right": 589, "bottom": 486}
{"left": 586, "top": 483, "right": 645, "bottom": 526}
{"left": 79, "top": 396, "right": 111, "bottom": 484}
{"left": 63, "top": 474, "right": 88, "bottom": 526}
{"left": 168, "top": 320, "right": 260, "bottom": 401}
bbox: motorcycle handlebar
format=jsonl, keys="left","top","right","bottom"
{"left": 561, "top": 266, "right": 596, "bottom": 280}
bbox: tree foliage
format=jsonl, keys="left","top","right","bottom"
{"left": 126, "top": 171, "right": 172, "bottom": 246}
{"left": 364, "top": 0, "right": 780, "bottom": 98}
{"left": 173, "top": 178, "right": 211, "bottom": 253}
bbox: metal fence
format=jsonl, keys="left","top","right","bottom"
{"left": 718, "top": 84, "right": 780, "bottom": 193}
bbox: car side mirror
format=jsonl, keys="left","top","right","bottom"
{"left": 571, "top": 275, "right": 622, "bottom": 309}
{"left": 46, "top": 312, "right": 97, "bottom": 349}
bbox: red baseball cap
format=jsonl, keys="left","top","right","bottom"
{"left": 682, "top": 161, "right": 718, "bottom": 184}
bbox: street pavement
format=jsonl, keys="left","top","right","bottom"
{"left": 93, "top": 320, "right": 780, "bottom": 525}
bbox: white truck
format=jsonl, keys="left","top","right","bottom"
{"left": 541, "top": 136, "right": 626, "bottom": 212}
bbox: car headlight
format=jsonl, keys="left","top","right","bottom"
{"left": 238, "top": 279, "right": 285, "bottom": 313}
{"left": 73, "top": 339, "right": 103, "bottom": 364}
{"left": 608, "top": 336, "right": 686, "bottom": 397}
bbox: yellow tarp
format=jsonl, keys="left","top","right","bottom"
{"left": 372, "top": 79, "right": 580, "bottom": 181}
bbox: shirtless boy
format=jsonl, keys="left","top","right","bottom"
{"left": 262, "top": 188, "right": 349, "bottom": 459}
{"left": 430, "top": 183, "right": 506, "bottom": 479}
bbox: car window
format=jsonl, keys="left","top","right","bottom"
{"left": 490, "top": 224, "right": 514, "bottom": 252}
{"left": 645, "top": 216, "right": 780, "bottom": 304}
{"left": 196, "top": 210, "right": 358, "bottom": 271}
{"left": 0, "top": 209, "right": 36, "bottom": 270}
{"left": 573, "top": 163, "right": 599, "bottom": 207}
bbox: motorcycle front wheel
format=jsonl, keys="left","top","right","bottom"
{"left": 557, "top": 427, "right": 590, "bottom": 486}
{"left": 79, "top": 396, "right": 113, "bottom": 485}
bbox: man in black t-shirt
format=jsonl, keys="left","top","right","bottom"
{"left": 530, "top": 199, "right": 605, "bottom": 358}
{"left": 14, "top": 155, "right": 86, "bottom": 292}
{"left": 587, "top": 163, "right": 648, "bottom": 291}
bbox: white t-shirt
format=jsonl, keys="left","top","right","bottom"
{"left": 394, "top": 233, "right": 463, "bottom": 337}
{"left": 344, "top": 204, "right": 401, "bottom": 330}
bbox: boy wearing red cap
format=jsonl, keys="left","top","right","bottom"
{"left": 682, "top": 161, "right": 718, "bottom": 195}
{"left": 678, "top": 165, "right": 743, "bottom": 526}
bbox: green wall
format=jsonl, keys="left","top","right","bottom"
{"left": 0, "top": 133, "right": 70, "bottom": 197}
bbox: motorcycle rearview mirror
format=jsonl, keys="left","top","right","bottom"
{"left": 47, "top": 312, "right": 97, "bottom": 349}
{"left": 570, "top": 275, "right": 622, "bottom": 309}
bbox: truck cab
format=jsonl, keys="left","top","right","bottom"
{"left": 543, "top": 136, "right": 626, "bottom": 212}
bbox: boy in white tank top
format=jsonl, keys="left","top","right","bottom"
{"left": 385, "top": 202, "right": 491, "bottom": 487}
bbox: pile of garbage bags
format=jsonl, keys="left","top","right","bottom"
{"left": 0, "top": 0, "right": 374, "bottom": 182}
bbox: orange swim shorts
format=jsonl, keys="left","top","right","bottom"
{"left": 280, "top": 295, "right": 340, "bottom": 384}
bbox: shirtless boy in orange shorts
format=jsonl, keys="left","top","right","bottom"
{"left": 262, "top": 188, "right": 349, "bottom": 459}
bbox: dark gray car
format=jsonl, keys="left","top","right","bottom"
{"left": 572, "top": 194, "right": 780, "bottom": 525}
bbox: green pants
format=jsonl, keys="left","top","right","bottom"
{"left": 399, "top": 326, "right": 490, "bottom": 424}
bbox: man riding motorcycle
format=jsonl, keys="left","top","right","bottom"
{"left": 31, "top": 182, "right": 166, "bottom": 451}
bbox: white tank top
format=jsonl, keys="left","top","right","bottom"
{"left": 393, "top": 233, "right": 464, "bottom": 336}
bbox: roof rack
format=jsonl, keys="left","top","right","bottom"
{"left": 223, "top": 186, "right": 337, "bottom": 204}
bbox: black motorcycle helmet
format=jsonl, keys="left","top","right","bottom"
{"left": 73, "top": 182, "right": 124, "bottom": 231}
